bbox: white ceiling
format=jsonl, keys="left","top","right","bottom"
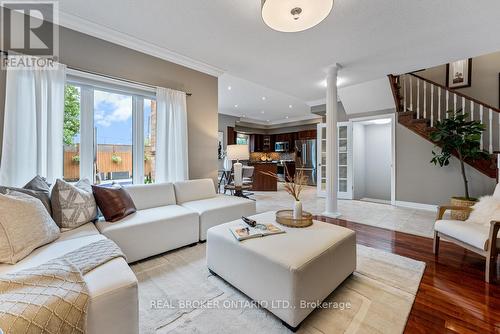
{"left": 56, "top": 0, "right": 500, "bottom": 123}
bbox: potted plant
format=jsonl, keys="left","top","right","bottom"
{"left": 111, "top": 154, "right": 122, "bottom": 164}
{"left": 261, "top": 166, "right": 308, "bottom": 219}
{"left": 71, "top": 155, "right": 80, "bottom": 164}
{"left": 430, "top": 109, "right": 489, "bottom": 219}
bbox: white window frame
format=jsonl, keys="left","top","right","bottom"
{"left": 66, "top": 69, "right": 156, "bottom": 185}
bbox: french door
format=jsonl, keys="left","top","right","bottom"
{"left": 316, "top": 122, "right": 352, "bottom": 199}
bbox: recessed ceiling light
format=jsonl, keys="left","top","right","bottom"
{"left": 234, "top": 104, "right": 238, "bottom": 108}
{"left": 267, "top": 120, "right": 270, "bottom": 122}
{"left": 289, "top": 105, "right": 293, "bottom": 109}
{"left": 242, "top": 114, "right": 246, "bottom": 118}
{"left": 227, "top": 86, "right": 232, "bottom": 90}
{"left": 262, "top": 96, "right": 266, "bottom": 101}
{"left": 261, "top": 110, "right": 265, "bottom": 114}
{"left": 285, "top": 116, "right": 289, "bottom": 119}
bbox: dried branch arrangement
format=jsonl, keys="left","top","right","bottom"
{"left": 260, "top": 165, "right": 308, "bottom": 201}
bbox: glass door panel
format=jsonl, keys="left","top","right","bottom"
{"left": 316, "top": 122, "right": 352, "bottom": 199}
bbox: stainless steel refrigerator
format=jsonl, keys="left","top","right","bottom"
{"left": 294, "top": 139, "right": 317, "bottom": 186}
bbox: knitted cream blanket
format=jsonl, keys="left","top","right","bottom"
{"left": 0, "top": 239, "right": 125, "bottom": 334}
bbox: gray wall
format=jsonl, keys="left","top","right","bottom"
{"left": 396, "top": 123, "right": 495, "bottom": 205}
{"left": 364, "top": 123, "right": 392, "bottom": 201}
{"left": 418, "top": 51, "right": 500, "bottom": 108}
{"left": 352, "top": 123, "right": 365, "bottom": 199}
{"left": 0, "top": 22, "right": 218, "bottom": 182}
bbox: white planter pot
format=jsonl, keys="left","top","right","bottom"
{"left": 293, "top": 200, "right": 303, "bottom": 219}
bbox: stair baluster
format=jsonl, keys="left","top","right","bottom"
{"left": 470, "top": 100, "right": 474, "bottom": 121}
{"left": 489, "top": 108, "right": 493, "bottom": 154}
{"left": 423, "top": 81, "right": 427, "bottom": 119}
{"left": 480, "top": 105, "right": 484, "bottom": 151}
{"left": 438, "top": 87, "right": 442, "bottom": 122}
{"left": 403, "top": 76, "right": 407, "bottom": 112}
{"left": 417, "top": 79, "right": 420, "bottom": 118}
{"left": 430, "top": 84, "right": 434, "bottom": 127}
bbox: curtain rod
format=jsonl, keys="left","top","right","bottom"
{"left": 67, "top": 66, "right": 193, "bottom": 97}
{"left": 0, "top": 50, "right": 192, "bottom": 97}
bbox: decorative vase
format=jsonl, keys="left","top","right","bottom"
{"left": 293, "top": 200, "right": 303, "bottom": 219}
{"left": 450, "top": 197, "right": 476, "bottom": 221}
{"left": 223, "top": 156, "right": 232, "bottom": 171}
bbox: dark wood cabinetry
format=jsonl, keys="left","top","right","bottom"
{"left": 248, "top": 162, "right": 278, "bottom": 191}
{"left": 298, "top": 130, "right": 317, "bottom": 140}
{"left": 244, "top": 129, "right": 317, "bottom": 153}
{"left": 249, "top": 134, "right": 275, "bottom": 152}
{"left": 227, "top": 127, "right": 236, "bottom": 145}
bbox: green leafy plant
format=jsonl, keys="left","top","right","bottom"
{"left": 71, "top": 155, "right": 80, "bottom": 164}
{"left": 111, "top": 154, "right": 122, "bottom": 164}
{"left": 430, "top": 110, "right": 489, "bottom": 200}
{"left": 64, "top": 85, "right": 81, "bottom": 146}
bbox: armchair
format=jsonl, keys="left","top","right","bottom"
{"left": 434, "top": 205, "right": 500, "bottom": 283}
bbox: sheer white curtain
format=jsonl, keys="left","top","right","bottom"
{"left": 0, "top": 60, "right": 66, "bottom": 186}
{"left": 155, "top": 87, "right": 189, "bottom": 182}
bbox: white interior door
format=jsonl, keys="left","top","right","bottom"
{"left": 316, "top": 123, "right": 353, "bottom": 199}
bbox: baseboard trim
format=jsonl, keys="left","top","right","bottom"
{"left": 395, "top": 200, "right": 437, "bottom": 212}
{"left": 360, "top": 198, "right": 392, "bottom": 205}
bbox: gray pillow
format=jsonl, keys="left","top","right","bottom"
{"left": 0, "top": 176, "right": 52, "bottom": 215}
{"left": 0, "top": 191, "right": 60, "bottom": 264}
{"left": 51, "top": 179, "right": 98, "bottom": 230}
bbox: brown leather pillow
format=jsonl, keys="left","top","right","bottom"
{"left": 92, "top": 185, "right": 137, "bottom": 223}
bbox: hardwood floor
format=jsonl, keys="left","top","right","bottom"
{"left": 315, "top": 216, "right": 500, "bottom": 334}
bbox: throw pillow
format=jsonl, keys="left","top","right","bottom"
{"left": 51, "top": 179, "right": 98, "bottom": 229}
{"left": 465, "top": 195, "right": 500, "bottom": 226}
{"left": 0, "top": 191, "right": 60, "bottom": 264}
{"left": 0, "top": 175, "right": 52, "bottom": 215}
{"left": 92, "top": 185, "right": 137, "bottom": 222}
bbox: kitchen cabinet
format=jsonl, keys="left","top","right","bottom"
{"left": 248, "top": 162, "right": 277, "bottom": 191}
{"left": 250, "top": 134, "right": 263, "bottom": 152}
{"left": 298, "top": 130, "right": 317, "bottom": 140}
{"left": 227, "top": 127, "right": 236, "bottom": 145}
{"left": 250, "top": 134, "right": 275, "bottom": 152}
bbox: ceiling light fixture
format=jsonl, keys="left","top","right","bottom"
{"left": 234, "top": 104, "right": 238, "bottom": 108}
{"left": 261, "top": 110, "right": 265, "bottom": 114}
{"left": 289, "top": 104, "right": 293, "bottom": 109}
{"left": 261, "top": 0, "right": 334, "bottom": 33}
{"left": 228, "top": 86, "right": 232, "bottom": 90}
{"left": 262, "top": 96, "right": 266, "bottom": 100}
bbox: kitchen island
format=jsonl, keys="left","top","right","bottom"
{"left": 248, "top": 162, "right": 277, "bottom": 191}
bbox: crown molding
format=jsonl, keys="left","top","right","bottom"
{"left": 58, "top": 11, "right": 224, "bottom": 77}
{"left": 219, "top": 111, "right": 321, "bottom": 127}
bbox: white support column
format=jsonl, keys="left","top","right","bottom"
{"left": 323, "top": 65, "right": 341, "bottom": 218}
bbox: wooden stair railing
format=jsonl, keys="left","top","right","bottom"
{"left": 388, "top": 73, "right": 498, "bottom": 178}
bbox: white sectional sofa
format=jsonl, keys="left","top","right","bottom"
{"left": 0, "top": 223, "right": 139, "bottom": 334}
{"left": 0, "top": 178, "right": 255, "bottom": 334}
{"left": 96, "top": 178, "right": 256, "bottom": 260}
{"left": 96, "top": 182, "right": 200, "bottom": 263}
{"left": 174, "top": 179, "right": 257, "bottom": 241}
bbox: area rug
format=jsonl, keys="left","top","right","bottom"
{"left": 131, "top": 243, "right": 425, "bottom": 334}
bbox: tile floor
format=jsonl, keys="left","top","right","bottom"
{"left": 251, "top": 184, "right": 437, "bottom": 238}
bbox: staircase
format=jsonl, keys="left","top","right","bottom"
{"left": 388, "top": 73, "right": 498, "bottom": 178}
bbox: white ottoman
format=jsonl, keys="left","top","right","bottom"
{"left": 206, "top": 211, "right": 356, "bottom": 331}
